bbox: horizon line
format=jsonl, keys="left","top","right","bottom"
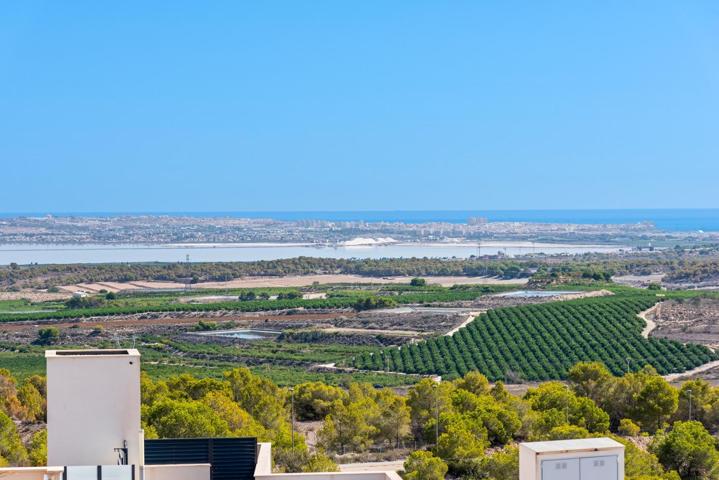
{"left": 1, "top": 207, "right": 718, "bottom": 215}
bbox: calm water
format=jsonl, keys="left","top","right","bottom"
{"left": 2, "top": 209, "right": 717, "bottom": 231}
{"left": 0, "top": 242, "right": 626, "bottom": 266}
{"left": 197, "top": 329, "right": 281, "bottom": 340}
{"left": 495, "top": 290, "right": 578, "bottom": 298}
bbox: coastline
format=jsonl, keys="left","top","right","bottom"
{"left": 2, "top": 208, "right": 718, "bottom": 231}
{"left": 0, "top": 239, "right": 628, "bottom": 251}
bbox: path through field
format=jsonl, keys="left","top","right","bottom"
{"left": 638, "top": 302, "right": 719, "bottom": 381}
{"left": 639, "top": 303, "right": 660, "bottom": 338}
{"left": 664, "top": 360, "right": 719, "bottom": 382}
{"left": 445, "top": 311, "right": 483, "bottom": 336}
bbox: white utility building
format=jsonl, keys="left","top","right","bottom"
{"left": 46, "top": 349, "right": 143, "bottom": 467}
{"left": 519, "top": 437, "right": 625, "bottom": 480}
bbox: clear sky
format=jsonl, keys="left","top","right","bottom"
{"left": 1, "top": 1, "right": 718, "bottom": 213}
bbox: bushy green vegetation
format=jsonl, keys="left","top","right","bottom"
{"left": 155, "top": 337, "right": 379, "bottom": 366}
{"left": 0, "top": 257, "right": 538, "bottom": 289}
{"left": 0, "top": 297, "right": 362, "bottom": 322}
{"left": 5, "top": 361, "right": 719, "bottom": 478}
{"left": 352, "top": 296, "right": 717, "bottom": 380}
{"left": 0, "top": 344, "right": 419, "bottom": 387}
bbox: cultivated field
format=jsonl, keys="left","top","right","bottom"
{"left": 58, "top": 274, "right": 528, "bottom": 293}
{"left": 353, "top": 295, "right": 717, "bottom": 381}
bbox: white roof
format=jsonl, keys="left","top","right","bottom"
{"left": 45, "top": 349, "right": 141, "bottom": 358}
{"left": 520, "top": 437, "right": 623, "bottom": 454}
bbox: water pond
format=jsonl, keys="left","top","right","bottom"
{"left": 195, "top": 329, "right": 282, "bottom": 340}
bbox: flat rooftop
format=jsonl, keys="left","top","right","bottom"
{"left": 45, "top": 349, "right": 141, "bottom": 357}
{"left": 521, "top": 437, "right": 623, "bottom": 454}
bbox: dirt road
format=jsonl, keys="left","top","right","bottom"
{"left": 445, "top": 311, "right": 483, "bottom": 336}
{"left": 664, "top": 360, "right": 719, "bottom": 382}
{"left": 639, "top": 304, "right": 660, "bottom": 338}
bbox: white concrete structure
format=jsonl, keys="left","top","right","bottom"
{"left": 0, "top": 467, "right": 64, "bottom": 480}
{"left": 254, "top": 443, "right": 402, "bottom": 480}
{"left": 143, "top": 464, "right": 211, "bottom": 480}
{"left": 46, "top": 349, "right": 142, "bottom": 467}
{"left": 519, "top": 437, "right": 624, "bottom": 480}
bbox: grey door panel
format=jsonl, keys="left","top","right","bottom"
{"left": 541, "top": 458, "right": 580, "bottom": 480}
{"left": 580, "top": 455, "right": 618, "bottom": 480}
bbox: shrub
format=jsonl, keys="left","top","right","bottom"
{"left": 404, "top": 450, "right": 448, "bottom": 480}
{"left": 35, "top": 328, "right": 59, "bottom": 345}
{"left": 652, "top": 421, "right": 719, "bottom": 479}
{"left": 619, "top": 418, "right": 641, "bottom": 437}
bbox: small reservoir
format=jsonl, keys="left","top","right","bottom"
{"left": 494, "top": 290, "right": 578, "bottom": 298}
{"left": 195, "top": 329, "right": 282, "bottom": 340}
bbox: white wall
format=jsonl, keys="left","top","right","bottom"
{"left": 254, "top": 444, "right": 402, "bottom": 480}
{"left": 0, "top": 467, "right": 63, "bottom": 480}
{"left": 143, "top": 464, "right": 211, "bottom": 480}
{"left": 46, "top": 350, "right": 142, "bottom": 466}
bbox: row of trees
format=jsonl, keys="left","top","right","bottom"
{"left": 353, "top": 296, "right": 716, "bottom": 380}
{"left": 0, "top": 257, "right": 537, "bottom": 289}
{"left": 0, "top": 297, "right": 361, "bottom": 322}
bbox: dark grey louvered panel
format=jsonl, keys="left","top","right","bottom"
{"left": 144, "top": 438, "right": 257, "bottom": 480}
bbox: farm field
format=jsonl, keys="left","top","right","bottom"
{"left": 0, "top": 283, "right": 516, "bottom": 322}
{"left": 352, "top": 295, "right": 718, "bottom": 381}
{"left": 2, "top": 280, "right": 718, "bottom": 388}
{"left": 0, "top": 347, "right": 416, "bottom": 387}
{"left": 0, "top": 282, "right": 524, "bottom": 386}
{"left": 58, "top": 274, "right": 528, "bottom": 293}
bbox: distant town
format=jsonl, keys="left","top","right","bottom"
{"left": 0, "top": 214, "right": 714, "bottom": 246}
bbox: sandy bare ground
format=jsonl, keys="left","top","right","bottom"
{"left": 636, "top": 302, "right": 719, "bottom": 382}
{"left": 664, "top": 360, "right": 719, "bottom": 382}
{"left": 557, "top": 289, "right": 614, "bottom": 301}
{"left": 639, "top": 303, "right": 660, "bottom": 338}
{"left": 647, "top": 298, "right": 719, "bottom": 348}
{"left": 0, "top": 291, "right": 71, "bottom": 302}
{"left": 445, "top": 311, "right": 484, "bottom": 336}
{"left": 319, "top": 327, "right": 429, "bottom": 337}
{"left": 59, "top": 275, "right": 528, "bottom": 293}
{"left": 613, "top": 274, "right": 665, "bottom": 288}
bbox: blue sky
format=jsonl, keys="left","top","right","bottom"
{"left": 1, "top": 1, "right": 718, "bottom": 212}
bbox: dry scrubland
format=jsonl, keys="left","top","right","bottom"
{"left": 651, "top": 298, "right": 719, "bottom": 348}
